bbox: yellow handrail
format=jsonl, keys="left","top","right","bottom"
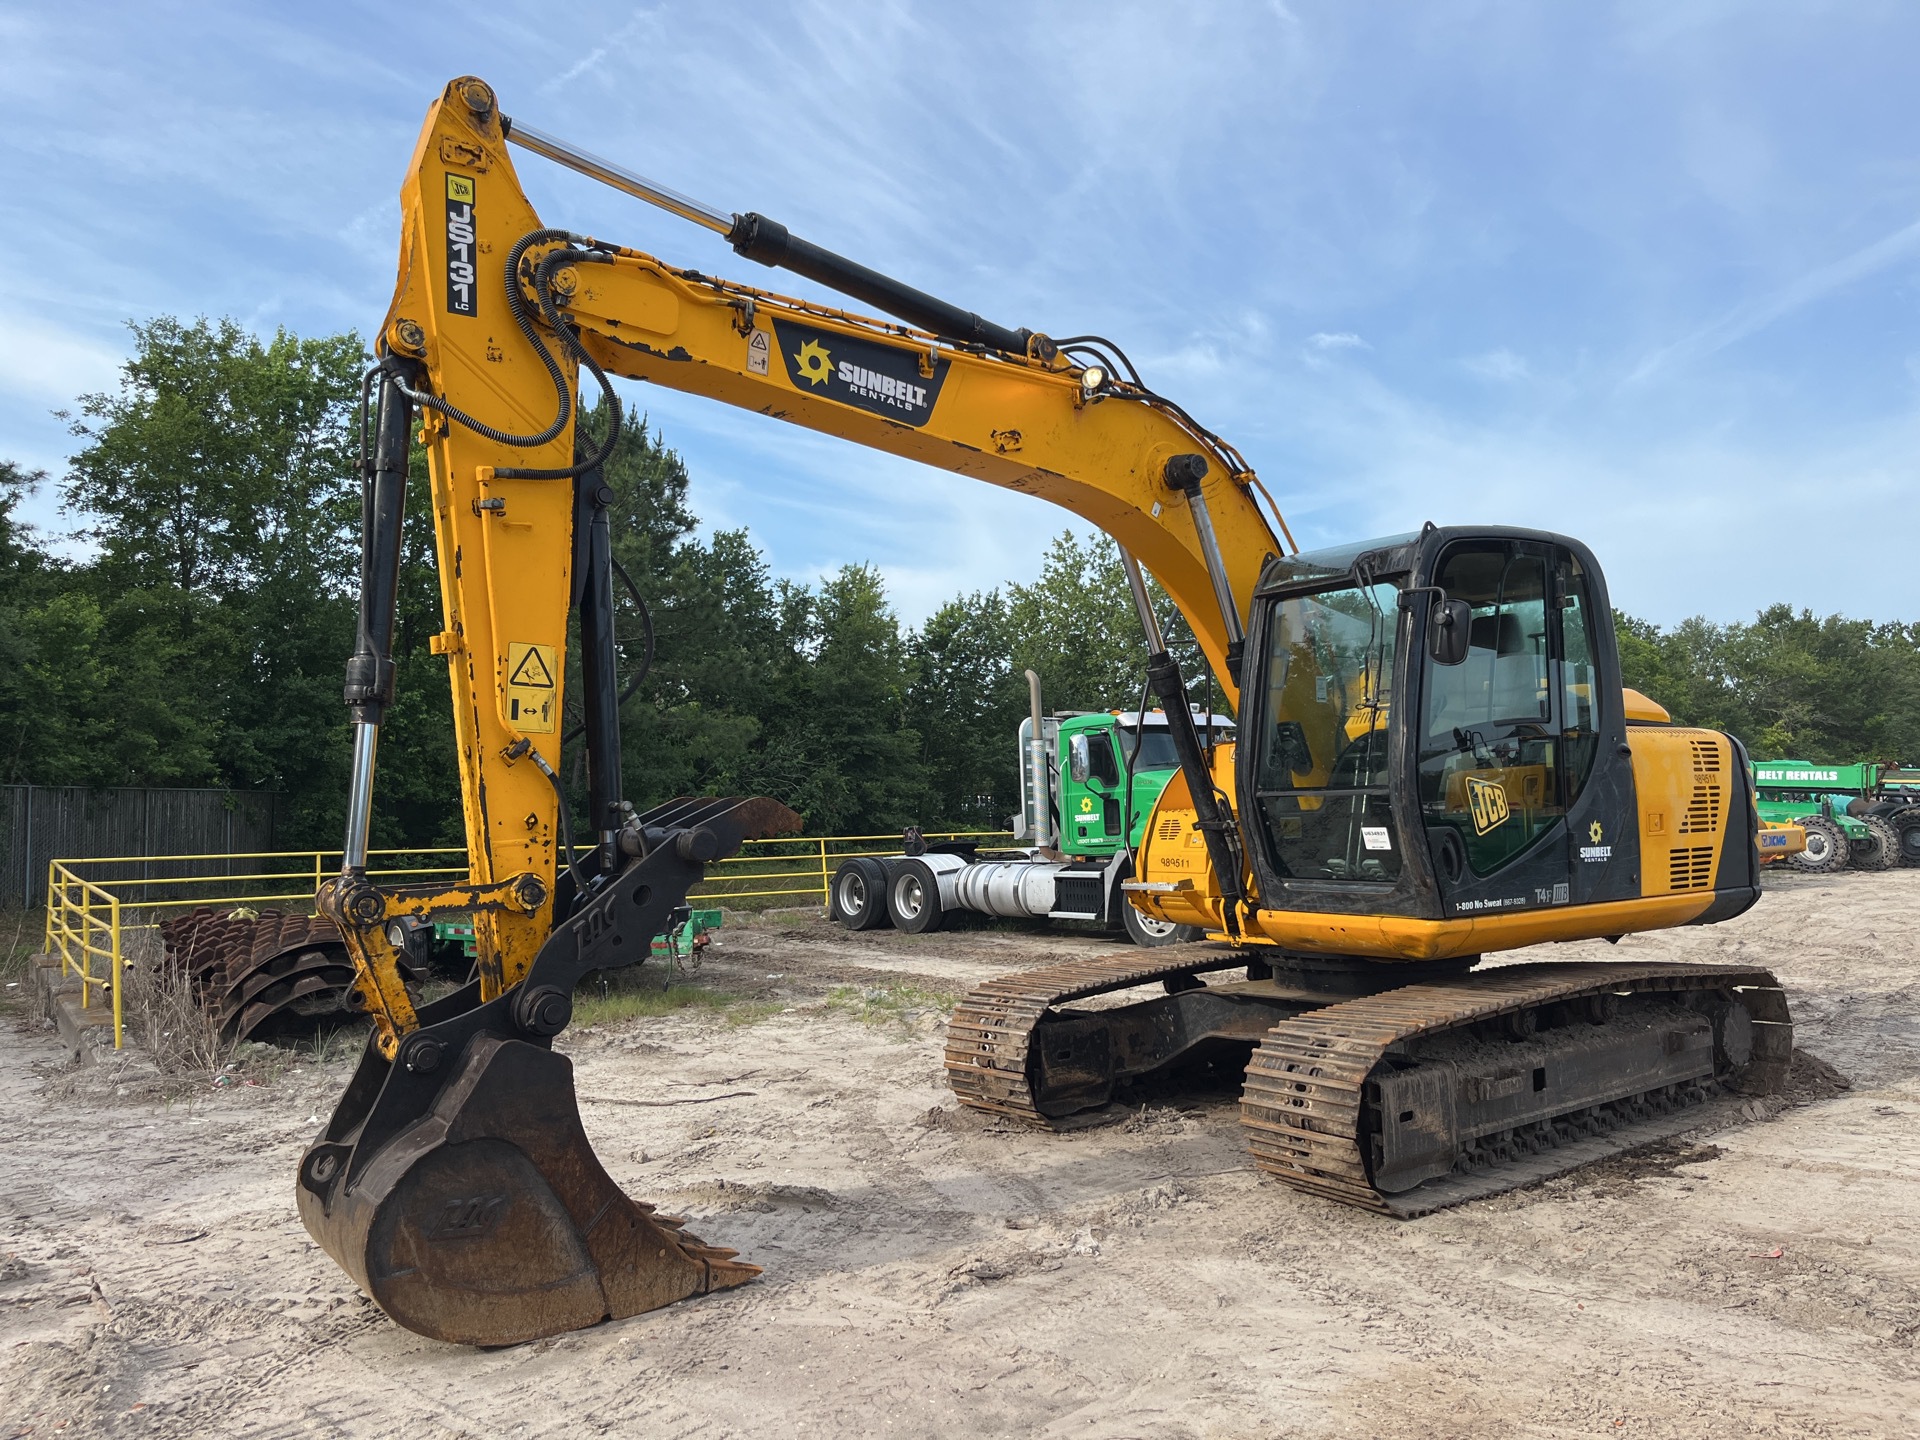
{"left": 42, "top": 831, "right": 1013, "bottom": 1050}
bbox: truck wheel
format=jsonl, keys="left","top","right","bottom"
{"left": 1850, "top": 816, "right": 1899, "bottom": 872}
{"left": 888, "top": 860, "right": 945, "bottom": 934}
{"left": 1789, "top": 817, "right": 1850, "bottom": 874}
{"left": 1893, "top": 809, "right": 1920, "bottom": 868}
{"left": 829, "top": 858, "right": 892, "bottom": 930}
{"left": 1121, "top": 899, "right": 1201, "bottom": 948}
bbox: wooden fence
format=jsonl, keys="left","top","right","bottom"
{"left": 1, "top": 786, "right": 283, "bottom": 907}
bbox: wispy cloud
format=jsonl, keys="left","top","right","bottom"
{"left": 0, "top": 309, "right": 124, "bottom": 407}
{"left": 1461, "top": 348, "right": 1531, "bottom": 382}
{"left": 1627, "top": 215, "right": 1920, "bottom": 384}
{"left": 1308, "top": 332, "right": 1369, "bottom": 351}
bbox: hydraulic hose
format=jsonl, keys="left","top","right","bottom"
{"left": 384, "top": 227, "right": 624, "bottom": 480}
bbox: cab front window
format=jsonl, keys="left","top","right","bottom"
{"left": 1249, "top": 580, "right": 1401, "bottom": 881}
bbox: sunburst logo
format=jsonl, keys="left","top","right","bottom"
{"left": 1589, "top": 821, "right": 1604, "bottom": 843}
{"left": 794, "top": 338, "right": 833, "bottom": 386}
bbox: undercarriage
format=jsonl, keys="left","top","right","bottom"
{"left": 946, "top": 952, "right": 1791, "bottom": 1214}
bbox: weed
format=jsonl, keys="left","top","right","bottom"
{"left": 822, "top": 983, "right": 951, "bottom": 1032}
{"left": 304, "top": 1023, "right": 367, "bottom": 1064}
{"left": 0, "top": 907, "right": 37, "bottom": 1017}
{"left": 571, "top": 983, "right": 777, "bottom": 1029}
{"left": 121, "top": 930, "right": 237, "bottom": 1078}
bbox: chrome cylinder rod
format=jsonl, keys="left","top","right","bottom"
{"left": 342, "top": 722, "right": 379, "bottom": 873}
{"left": 502, "top": 114, "right": 1036, "bottom": 355}
{"left": 504, "top": 119, "right": 734, "bottom": 235}
{"left": 1185, "top": 489, "right": 1245, "bottom": 650}
{"left": 1119, "top": 548, "right": 1168, "bottom": 655}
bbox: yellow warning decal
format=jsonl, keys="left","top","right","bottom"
{"left": 1466, "top": 775, "right": 1510, "bottom": 835}
{"left": 504, "top": 642, "right": 558, "bottom": 734}
{"left": 446, "top": 173, "right": 475, "bottom": 204}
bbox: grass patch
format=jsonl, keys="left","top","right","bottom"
{"left": 822, "top": 982, "right": 952, "bottom": 1031}
{"left": 572, "top": 983, "right": 778, "bottom": 1029}
{"left": 0, "top": 907, "right": 37, "bottom": 1018}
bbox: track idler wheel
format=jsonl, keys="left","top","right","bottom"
{"left": 297, "top": 1031, "right": 756, "bottom": 1346}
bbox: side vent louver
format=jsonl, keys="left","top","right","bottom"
{"left": 1680, "top": 736, "right": 1725, "bottom": 835}
{"left": 1669, "top": 846, "right": 1714, "bottom": 891}
{"left": 1156, "top": 816, "right": 1184, "bottom": 842}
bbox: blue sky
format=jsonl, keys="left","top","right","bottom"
{"left": 3, "top": 2, "right": 1917, "bottom": 626}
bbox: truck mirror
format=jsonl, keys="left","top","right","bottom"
{"left": 1068, "top": 733, "right": 1091, "bottom": 783}
{"left": 1429, "top": 598, "right": 1472, "bottom": 666}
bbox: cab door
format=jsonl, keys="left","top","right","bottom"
{"left": 1065, "top": 725, "right": 1125, "bottom": 855}
{"left": 1414, "top": 540, "right": 1623, "bottom": 915}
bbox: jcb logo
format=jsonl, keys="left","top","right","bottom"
{"left": 1466, "top": 775, "right": 1510, "bottom": 835}
{"left": 426, "top": 1192, "right": 506, "bottom": 1241}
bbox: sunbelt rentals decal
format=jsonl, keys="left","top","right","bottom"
{"left": 445, "top": 173, "right": 477, "bottom": 317}
{"left": 1580, "top": 820, "right": 1611, "bottom": 862}
{"left": 771, "top": 320, "right": 950, "bottom": 427}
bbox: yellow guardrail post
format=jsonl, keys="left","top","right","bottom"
{"left": 817, "top": 837, "right": 829, "bottom": 907}
{"left": 110, "top": 888, "right": 123, "bottom": 1049}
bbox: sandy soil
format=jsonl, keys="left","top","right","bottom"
{"left": 3, "top": 870, "right": 1917, "bottom": 1439}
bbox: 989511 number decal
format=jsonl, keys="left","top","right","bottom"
{"left": 445, "top": 173, "right": 477, "bottom": 316}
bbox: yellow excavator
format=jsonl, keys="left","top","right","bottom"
{"left": 300, "top": 76, "right": 1791, "bottom": 1345}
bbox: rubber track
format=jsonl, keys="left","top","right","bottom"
{"left": 944, "top": 952, "right": 1250, "bottom": 1126}
{"left": 1241, "top": 960, "right": 1791, "bottom": 1217}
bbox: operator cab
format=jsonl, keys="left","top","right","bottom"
{"left": 1237, "top": 525, "right": 1638, "bottom": 920}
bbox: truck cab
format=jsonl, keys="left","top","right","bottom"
{"left": 1017, "top": 709, "right": 1233, "bottom": 859}
{"left": 829, "top": 703, "right": 1232, "bottom": 946}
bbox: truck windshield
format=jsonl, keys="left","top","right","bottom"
{"left": 1116, "top": 722, "right": 1231, "bottom": 771}
{"left": 1249, "top": 579, "right": 1402, "bottom": 881}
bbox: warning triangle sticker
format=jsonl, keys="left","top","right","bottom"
{"left": 509, "top": 647, "right": 555, "bottom": 688}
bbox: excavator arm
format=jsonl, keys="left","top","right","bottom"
{"left": 298, "top": 76, "right": 1289, "bottom": 1346}
{"left": 334, "top": 76, "right": 1291, "bottom": 1040}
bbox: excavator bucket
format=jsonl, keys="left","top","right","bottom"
{"left": 298, "top": 796, "right": 797, "bottom": 1346}
{"left": 297, "top": 1025, "right": 757, "bottom": 1345}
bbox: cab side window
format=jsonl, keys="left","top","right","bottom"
{"left": 1088, "top": 735, "right": 1121, "bottom": 786}
{"left": 1556, "top": 554, "right": 1600, "bottom": 802}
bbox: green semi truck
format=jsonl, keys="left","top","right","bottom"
{"left": 1751, "top": 758, "right": 1920, "bottom": 873}
{"left": 829, "top": 671, "right": 1231, "bottom": 946}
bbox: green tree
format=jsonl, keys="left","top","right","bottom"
{"left": 905, "top": 590, "right": 1025, "bottom": 827}
{"left": 1614, "top": 606, "right": 1920, "bottom": 764}
{"left": 751, "top": 564, "right": 924, "bottom": 833}
{"left": 1006, "top": 532, "right": 1145, "bottom": 711}
{"left": 1005, "top": 529, "right": 1214, "bottom": 714}
{"left": 33, "top": 317, "right": 368, "bottom": 829}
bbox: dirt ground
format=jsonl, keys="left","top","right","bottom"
{"left": 3, "top": 869, "right": 1917, "bottom": 1439}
